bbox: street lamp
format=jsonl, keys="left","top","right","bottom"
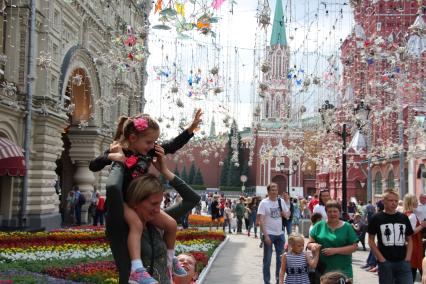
{"left": 319, "top": 100, "right": 348, "bottom": 213}
{"left": 352, "top": 100, "right": 372, "bottom": 202}
{"left": 279, "top": 160, "right": 299, "bottom": 194}
{"left": 353, "top": 100, "right": 371, "bottom": 130}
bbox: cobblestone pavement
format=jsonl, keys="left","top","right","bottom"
{"left": 203, "top": 232, "right": 422, "bottom": 284}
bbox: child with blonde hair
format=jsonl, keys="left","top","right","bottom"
{"left": 279, "top": 233, "right": 320, "bottom": 284}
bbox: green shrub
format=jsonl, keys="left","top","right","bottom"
{"left": 189, "top": 184, "right": 206, "bottom": 191}
{"left": 219, "top": 186, "right": 242, "bottom": 192}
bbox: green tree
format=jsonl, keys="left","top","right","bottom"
{"left": 241, "top": 160, "right": 249, "bottom": 184}
{"left": 181, "top": 165, "right": 188, "bottom": 182}
{"left": 173, "top": 165, "right": 179, "bottom": 176}
{"left": 220, "top": 160, "right": 229, "bottom": 186}
{"left": 219, "top": 120, "right": 248, "bottom": 187}
{"left": 227, "top": 161, "right": 241, "bottom": 186}
{"left": 194, "top": 168, "right": 204, "bottom": 185}
{"left": 188, "top": 162, "right": 196, "bottom": 184}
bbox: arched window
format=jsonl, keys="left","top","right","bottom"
{"left": 276, "top": 100, "right": 281, "bottom": 117}
{"left": 387, "top": 171, "right": 395, "bottom": 190}
{"left": 374, "top": 172, "right": 383, "bottom": 195}
{"left": 276, "top": 50, "right": 282, "bottom": 77}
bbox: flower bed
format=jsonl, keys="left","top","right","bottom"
{"left": 0, "top": 226, "right": 225, "bottom": 283}
{"left": 188, "top": 214, "right": 224, "bottom": 227}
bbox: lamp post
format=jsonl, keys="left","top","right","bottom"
{"left": 279, "top": 161, "right": 299, "bottom": 194}
{"left": 319, "top": 100, "right": 348, "bottom": 213}
{"left": 353, "top": 101, "right": 372, "bottom": 202}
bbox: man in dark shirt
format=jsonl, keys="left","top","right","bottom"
{"left": 368, "top": 189, "right": 414, "bottom": 284}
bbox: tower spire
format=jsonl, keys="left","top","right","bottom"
{"left": 270, "top": 0, "right": 287, "bottom": 46}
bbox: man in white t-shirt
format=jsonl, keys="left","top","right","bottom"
{"left": 258, "top": 182, "right": 289, "bottom": 284}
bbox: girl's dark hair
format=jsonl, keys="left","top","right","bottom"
{"left": 319, "top": 189, "right": 330, "bottom": 206}
{"left": 114, "top": 116, "right": 129, "bottom": 141}
{"left": 310, "top": 212, "right": 323, "bottom": 224}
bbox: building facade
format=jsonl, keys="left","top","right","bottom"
{"left": 0, "top": 0, "right": 151, "bottom": 229}
{"left": 240, "top": 0, "right": 315, "bottom": 197}
{"left": 317, "top": 0, "right": 426, "bottom": 203}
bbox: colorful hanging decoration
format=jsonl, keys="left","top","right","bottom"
{"left": 212, "top": 0, "right": 225, "bottom": 10}
{"left": 154, "top": 0, "right": 163, "bottom": 14}
{"left": 151, "top": 1, "right": 221, "bottom": 37}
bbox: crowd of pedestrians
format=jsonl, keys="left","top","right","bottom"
{"left": 199, "top": 185, "right": 426, "bottom": 284}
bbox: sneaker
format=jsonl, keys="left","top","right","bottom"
{"left": 259, "top": 241, "right": 263, "bottom": 248}
{"left": 172, "top": 256, "right": 187, "bottom": 276}
{"left": 360, "top": 264, "right": 370, "bottom": 269}
{"left": 129, "top": 268, "right": 158, "bottom": 284}
{"left": 369, "top": 267, "right": 378, "bottom": 273}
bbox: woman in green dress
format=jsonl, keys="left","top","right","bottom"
{"left": 308, "top": 200, "right": 358, "bottom": 280}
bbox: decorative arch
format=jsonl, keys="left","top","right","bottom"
{"left": 58, "top": 45, "right": 101, "bottom": 126}
{"left": 65, "top": 68, "right": 93, "bottom": 125}
{"left": 0, "top": 120, "right": 19, "bottom": 143}
{"left": 386, "top": 170, "right": 395, "bottom": 190}
{"left": 275, "top": 49, "right": 283, "bottom": 77}
{"left": 272, "top": 174, "right": 286, "bottom": 195}
{"left": 265, "top": 99, "right": 270, "bottom": 118}
{"left": 347, "top": 167, "right": 366, "bottom": 181}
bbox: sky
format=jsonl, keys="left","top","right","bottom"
{"left": 144, "top": 0, "right": 355, "bottom": 138}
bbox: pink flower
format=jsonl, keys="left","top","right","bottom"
{"left": 134, "top": 118, "right": 148, "bottom": 132}
{"left": 125, "top": 155, "right": 138, "bottom": 168}
{"left": 124, "top": 35, "right": 136, "bottom": 47}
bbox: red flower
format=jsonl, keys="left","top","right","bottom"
{"left": 125, "top": 155, "right": 138, "bottom": 168}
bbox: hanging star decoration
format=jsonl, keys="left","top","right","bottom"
{"left": 72, "top": 74, "right": 83, "bottom": 86}
{"left": 37, "top": 51, "right": 52, "bottom": 70}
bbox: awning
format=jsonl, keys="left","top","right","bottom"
{"left": 0, "top": 137, "right": 26, "bottom": 176}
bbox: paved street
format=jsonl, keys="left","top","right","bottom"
{"left": 203, "top": 232, "right": 422, "bottom": 284}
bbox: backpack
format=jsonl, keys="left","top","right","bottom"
{"left": 277, "top": 198, "right": 287, "bottom": 226}
{"left": 78, "top": 193, "right": 86, "bottom": 206}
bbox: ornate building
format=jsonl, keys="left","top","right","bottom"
{"left": 0, "top": 0, "right": 151, "bottom": 229}
{"left": 317, "top": 0, "right": 426, "bottom": 203}
{"left": 243, "top": 0, "right": 315, "bottom": 196}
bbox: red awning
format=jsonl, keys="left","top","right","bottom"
{"left": 0, "top": 138, "right": 26, "bottom": 176}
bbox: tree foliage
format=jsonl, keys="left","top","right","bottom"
{"left": 193, "top": 168, "right": 204, "bottom": 185}
{"left": 188, "top": 162, "right": 196, "bottom": 184}
{"left": 181, "top": 165, "right": 188, "bottom": 182}
{"left": 220, "top": 120, "right": 245, "bottom": 187}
